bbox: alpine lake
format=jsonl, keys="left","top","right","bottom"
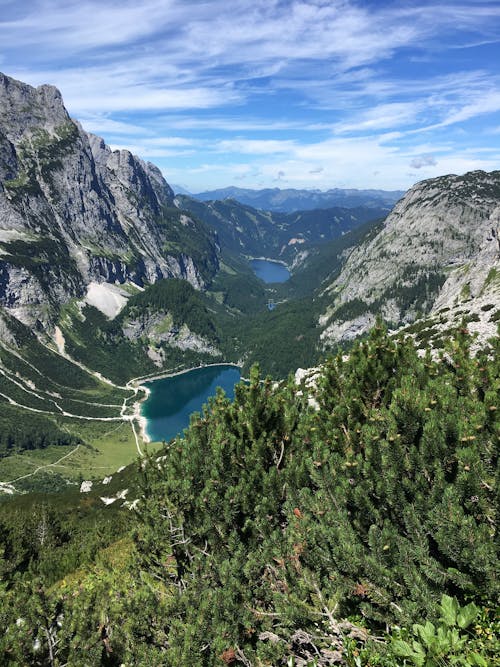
{"left": 141, "top": 365, "right": 241, "bottom": 443}
{"left": 141, "top": 259, "right": 290, "bottom": 443}
{"left": 250, "top": 258, "right": 290, "bottom": 283}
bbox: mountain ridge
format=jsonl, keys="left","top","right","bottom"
{"left": 189, "top": 184, "right": 405, "bottom": 212}
{"left": 319, "top": 169, "right": 500, "bottom": 348}
{"left": 0, "top": 72, "right": 218, "bottom": 333}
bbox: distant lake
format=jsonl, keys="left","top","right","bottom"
{"left": 141, "top": 365, "right": 241, "bottom": 443}
{"left": 250, "top": 259, "right": 290, "bottom": 283}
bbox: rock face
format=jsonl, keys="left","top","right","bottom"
{"left": 320, "top": 170, "right": 500, "bottom": 346}
{"left": 0, "top": 72, "right": 218, "bottom": 329}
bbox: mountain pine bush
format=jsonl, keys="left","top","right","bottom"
{"left": 1, "top": 324, "right": 498, "bottom": 665}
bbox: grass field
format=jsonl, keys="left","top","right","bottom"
{"left": 0, "top": 418, "right": 163, "bottom": 493}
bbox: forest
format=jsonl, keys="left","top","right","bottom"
{"left": 0, "top": 323, "right": 498, "bottom": 665}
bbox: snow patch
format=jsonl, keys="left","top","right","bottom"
{"left": 85, "top": 282, "right": 129, "bottom": 319}
{"left": 0, "top": 229, "right": 34, "bottom": 242}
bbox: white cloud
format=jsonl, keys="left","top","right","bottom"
{"left": 79, "top": 116, "right": 151, "bottom": 136}
{"left": 335, "top": 102, "right": 422, "bottom": 133}
{"left": 109, "top": 143, "right": 194, "bottom": 158}
{"left": 410, "top": 155, "right": 437, "bottom": 169}
{"left": 0, "top": 0, "right": 175, "bottom": 52}
{"left": 438, "top": 91, "right": 500, "bottom": 127}
{"left": 2, "top": 1, "right": 500, "bottom": 191}
{"left": 215, "top": 138, "right": 297, "bottom": 155}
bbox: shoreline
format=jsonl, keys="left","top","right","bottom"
{"left": 129, "top": 361, "right": 241, "bottom": 387}
{"left": 132, "top": 385, "right": 151, "bottom": 444}
{"left": 249, "top": 255, "right": 289, "bottom": 268}
{"left": 130, "top": 362, "right": 242, "bottom": 445}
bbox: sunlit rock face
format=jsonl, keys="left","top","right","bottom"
{"left": 320, "top": 170, "right": 500, "bottom": 348}
{"left": 0, "top": 72, "right": 218, "bottom": 331}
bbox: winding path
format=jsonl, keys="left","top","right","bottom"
{"left": 4, "top": 445, "right": 82, "bottom": 484}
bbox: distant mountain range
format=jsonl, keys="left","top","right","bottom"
{"left": 177, "top": 184, "right": 405, "bottom": 212}
{"left": 176, "top": 195, "right": 387, "bottom": 263}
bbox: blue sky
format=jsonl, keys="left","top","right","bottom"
{"left": 1, "top": 0, "right": 500, "bottom": 192}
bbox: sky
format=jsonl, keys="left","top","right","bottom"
{"left": 1, "top": 0, "right": 500, "bottom": 193}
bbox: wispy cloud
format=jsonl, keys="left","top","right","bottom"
{"left": 215, "top": 138, "right": 297, "bottom": 155}
{"left": 1, "top": 1, "right": 500, "bottom": 190}
{"left": 410, "top": 155, "right": 437, "bottom": 169}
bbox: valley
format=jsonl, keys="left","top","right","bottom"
{"left": 0, "top": 71, "right": 498, "bottom": 667}
{"left": 0, "top": 73, "right": 405, "bottom": 491}
{"left": 0, "top": 74, "right": 499, "bottom": 492}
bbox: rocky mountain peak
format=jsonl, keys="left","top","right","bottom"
{"left": 0, "top": 72, "right": 218, "bottom": 330}
{"left": 0, "top": 73, "right": 69, "bottom": 143}
{"left": 320, "top": 169, "right": 500, "bottom": 347}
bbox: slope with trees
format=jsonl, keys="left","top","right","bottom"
{"left": 1, "top": 324, "right": 497, "bottom": 665}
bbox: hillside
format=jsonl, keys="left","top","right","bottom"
{"left": 0, "top": 73, "right": 223, "bottom": 485}
{"left": 0, "top": 72, "right": 218, "bottom": 330}
{"left": 177, "top": 195, "right": 386, "bottom": 264}
{"left": 1, "top": 326, "right": 498, "bottom": 665}
{"left": 319, "top": 170, "right": 500, "bottom": 348}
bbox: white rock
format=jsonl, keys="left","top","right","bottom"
{"left": 80, "top": 480, "right": 93, "bottom": 493}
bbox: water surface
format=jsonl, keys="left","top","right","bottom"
{"left": 141, "top": 365, "right": 241, "bottom": 442}
{"left": 250, "top": 259, "right": 290, "bottom": 283}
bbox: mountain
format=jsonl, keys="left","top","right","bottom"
{"left": 171, "top": 183, "right": 193, "bottom": 195}
{"left": 0, "top": 71, "right": 498, "bottom": 491}
{"left": 319, "top": 170, "right": 500, "bottom": 347}
{"left": 0, "top": 73, "right": 226, "bottom": 478}
{"left": 0, "top": 72, "right": 218, "bottom": 334}
{"left": 192, "top": 185, "right": 405, "bottom": 212}
{"left": 176, "top": 194, "right": 386, "bottom": 263}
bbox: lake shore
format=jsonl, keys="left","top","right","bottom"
{"left": 249, "top": 255, "right": 289, "bottom": 267}
{"left": 132, "top": 385, "right": 151, "bottom": 444}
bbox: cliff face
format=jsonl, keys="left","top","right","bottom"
{"left": 320, "top": 170, "right": 500, "bottom": 346}
{"left": 0, "top": 73, "right": 218, "bottom": 329}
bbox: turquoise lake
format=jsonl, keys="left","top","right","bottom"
{"left": 141, "top": 365, "right": 241, "bottom": 442}
{"left": 250, "top": 259, "right": 290, "bottom": 283}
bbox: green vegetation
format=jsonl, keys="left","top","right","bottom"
{"left": 223, "top": 295, "right": 324, "bottom": 376}
{"left": 178, "top": 195, "right": 386, "bottom": 263}
{"left": 388, "top": 594, "right": 492, "bottom": 666}
{"left": 0, "top": 418, "right": 162, "bottom": 492}
{"left": 125, "top": 278, "right": 217, "bottom": 341}
{"left": 0, "top": 236, "right": 79, "bottom": 296}
{"left": 3, "top": 122, "right": 80, "bottom": 201}
{"left": 0, "top": 403, "right": 80, "bottom": 458}
{"left": 0, "top": 326, "right": 497, "bottom": 665}
{"left": 157, "top": 206, "right": 219, "bottom": 282}
{"left": 0, "top": 312, "right": 143, "bottom": 480}
{"left": 209, "top": 255, "right": 268, "bottom": 314}
{"left": 277, "top": 219, "right": 384, "bottom": 300}
{"left": 60, "top": 303, "right": 158, "bottom": 384}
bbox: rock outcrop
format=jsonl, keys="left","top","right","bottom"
{"left": 0, "top": 72, "right": 218, "bottom": 330}
{"left": 320, "top": 170, "right": 500, "bottom": 346}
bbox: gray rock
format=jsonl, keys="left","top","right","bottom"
{"left": 321, "top": 170, "right": 500, "bottom": 347}
{"left": 0, "top": 72, "right": 218, "bottom": 332}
